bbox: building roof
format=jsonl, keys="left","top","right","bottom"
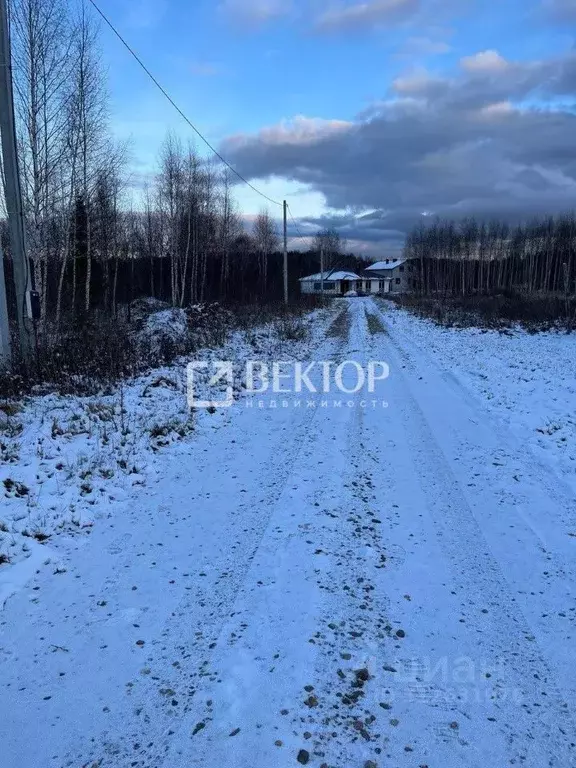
{"left": 299, "top": 271, "right": 362, "bottom": 282}
{"left": 365, "top": 259, "right": 406, "bottom": 272}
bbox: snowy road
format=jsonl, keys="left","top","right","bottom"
{"left": 2, "top": 298, "right": 576, "bottom": 768}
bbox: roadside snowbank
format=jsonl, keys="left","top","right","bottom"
{"left": 0, "top": 304, "right": 336, "bottom": 581}
{"left": 383, "top": 302, "right": 576, "bottom": 493}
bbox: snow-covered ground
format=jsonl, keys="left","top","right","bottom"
{"left": 382, "top": 300, "right": 576, "bottom": 494}
{"left": 0, "top": 305, "right": 335, "bottom": 598}
{"left": 1, "top": 298, "right": 576, "bottom": 768}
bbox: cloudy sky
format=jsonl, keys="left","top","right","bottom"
{"left": 100, "top": 0, "right": 576, "bottom": 256}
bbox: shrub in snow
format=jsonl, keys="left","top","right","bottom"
{"left": 186, "top": 303, "right": 234, "bottom": 348}
{"left": 129, "top": 297, "right": 170, "bottom": 328}
{"left": 394, "top": 293, "right": 576, "bottom": 332}
{"left": 136, "top": 303, "right": 234, "bottom": 365}
{"left": 137, "top": 308, "right": 190, "bottom": 365}
{"left": 275, "top": 316, "right": 309, "bottom": 342}
{"left": 34, "top": 313, "right": 138, "bottom": 395}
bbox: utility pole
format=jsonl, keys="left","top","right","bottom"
{"left": 0, "top": 0, "right": 34, "bottom": 364}
{"left": 0, "top": 239, "right": 11, "bottom": 368}
{"left": 320, "top": 246, "right": 324, "bottom": 303}
{"left": 283, "top": 200, "right": 288, "bottom": 305}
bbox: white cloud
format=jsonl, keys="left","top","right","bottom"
{"left": 392, "top": 68, "right": 448, "bottom": 95}
{"left": 314, "top": 0, "right": 420, "bottom": 33}
{"left": 226, "top": 117, "right": 353, "bottom": 150}
{"left": 220, "top": 0, "right": 291, "bottom": 27}
{"left": 460, "top": 50, "right": 510, "bottom": 74}
{"left": 476, "top": 101, "right": 516, "bottom": 119}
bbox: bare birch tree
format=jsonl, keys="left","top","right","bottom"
{"left": 253, "top": 209, "right": 279, "bottom": 296}
{"left": 12, "top": 0, "right": 72, "bottom": 322}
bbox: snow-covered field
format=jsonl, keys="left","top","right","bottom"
{"left": 382, "top": 300, "right": 576, "bottom": 494}
{"left": 1, "top": 297, "right": 576, "bottom": 768}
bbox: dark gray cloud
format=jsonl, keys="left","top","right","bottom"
{"left": 542, "top": 0, "right": 576, "bottom": 23}
{"left": 221, "top": 49, "right": 576, "bottom": 254}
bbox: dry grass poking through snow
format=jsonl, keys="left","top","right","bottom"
{"left": 327, "top": 305, "right": 351, "bottom": 339}
{"left": 365, "top": 311, "right": 388, "bottom": 335}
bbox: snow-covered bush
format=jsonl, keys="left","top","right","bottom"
{"left": 0, "top": 301, "right": 238, "bottom": 397}
{"left": 186, "top": 302, "right": 234, "bottom": 348}
{"left": 135, "top": 302, "right": 235, "bottom": 364}
{"left": 274, "top": 315, "right": 309, "bottom": 341}
{"left": 129, "top": 296, "right": 170, "bottom": 328}
{"left": 136, "top": 307, "right": 190, "bottom": 364}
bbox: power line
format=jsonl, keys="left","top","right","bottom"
{"left": 287, "top": 204, "right": 309, "bottom": 243}
{"left": 86, "top": 0, "right": 283, "bottom": 208}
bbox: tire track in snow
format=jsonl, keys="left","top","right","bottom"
{"left": 63, "top": 307, "right": 354, "bottom": 768}
{"left": 294, "top": 304, "right": 398, "bottom": 767}
{"left": 366, "top": 298, "right": 576, "bottom": 766}
{"left": 147, "top": 302, "right": 393, "bottom": 768}
{"left": 132, "top": 403, "right": 332, "bottom": 768}
{"left": 377, "top": 298, "right": 576, "bottom": 509}
{"left": 374, "top": 299, "right": 576, "bottom": 694}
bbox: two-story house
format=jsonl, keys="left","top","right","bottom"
{"left": 364, "top": 258, "right": 418, "bottom": 294}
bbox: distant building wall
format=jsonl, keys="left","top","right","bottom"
{"left": 367, "top": 261, "right": 418, "bottom": 293}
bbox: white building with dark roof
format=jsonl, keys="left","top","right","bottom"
{"left": 299, "top": 271, "right": 363, "bottom": 296}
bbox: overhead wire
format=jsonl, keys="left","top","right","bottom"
{"left": 286, "top": 203, "right": 309, "bottom": 244}
{"left": 86, "top": 0, "right": 283, "bottom": 208}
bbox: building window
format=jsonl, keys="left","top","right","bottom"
{"left": 399, "top": 265, "right": 404, "bottom": 272}
{"left": 396, "top": 278, "right": 401, "bottom": 284}
{"left": 314, "top": 281, "right": 335, "bottom": 290}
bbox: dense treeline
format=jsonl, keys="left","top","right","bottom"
{"left": 405, "top": 213, "right": 576, "bottom": 297}
{"left": 0, "top": 238, "right": 365, "bottom": 316}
